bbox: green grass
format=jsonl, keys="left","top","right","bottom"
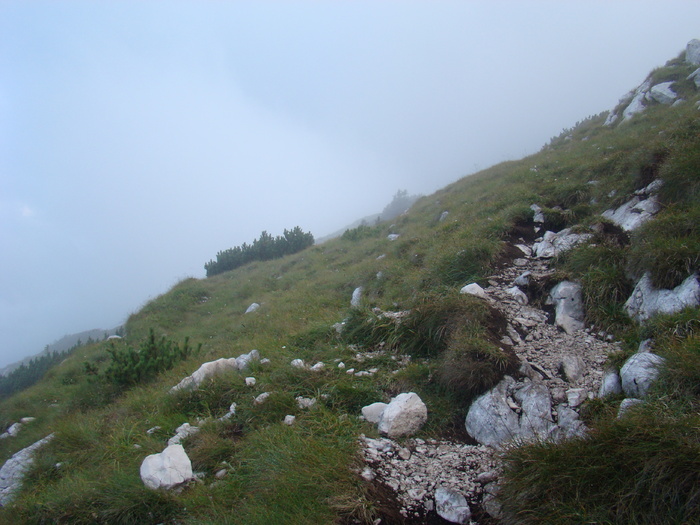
{"left": 1, "top": 56, "right": 700, "bottom": 524}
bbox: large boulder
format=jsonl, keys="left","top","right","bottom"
{"left": 140, "top": 444, "right": 194, "bottom": 490}
{"left": 620, "top": 352, "right": 665, "bottom": 398}
{"left": 549, "top": 281, "right": 585, "bottom": 334}
{"left": 435, "top": 487, "right": 471, "bottom": 524}
{"left": 465, "top": 377, "right": 520, "bottom": 448}
{"left": 0, "top": 433, "right": 54, "bottom": 506}
{"left": 361, "top": 402, "right": 388, "bottom": 424}
{"left": 649, "top": 82, "right": 677, "bottom": 105}
{"left": 686, "top": 39, "right": 700, "bottom": 65}
{"left": 625, "top": 273, "right": 700, "bottom": 323}
{"left": 377, "top": 393, "right": 427, "bottom": 438}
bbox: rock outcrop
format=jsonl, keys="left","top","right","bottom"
{"left": 170, "top": 350, "right": 260, "bottom": 393}
{"left": 625, "top": 273, "right": 700, "bottom": 322}
{"left": 0, "top": 434, "right": 54, "bottom": 506}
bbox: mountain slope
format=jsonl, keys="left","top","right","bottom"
{"left": 1, "top": 43, "right": 699, "bottom": 524}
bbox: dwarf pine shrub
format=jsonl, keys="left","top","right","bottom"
{"left": 103, "top": 329, "right": 200, "bottom": 387}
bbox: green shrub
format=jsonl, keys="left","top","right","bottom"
{"left": 104, "top": 329, "right": 200, "bottom": 387}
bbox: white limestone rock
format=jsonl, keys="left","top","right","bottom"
{"left": 598, "top": 369, "right": 623, "bottom": 397}
{"left": 465, "top": 377, "right": 520, "bottom": 448}
{"left": 549, "top": 281, "right": 585, "bottom": 334}
{"left": 622, "top": 79, "right": 651, "bottom": 121}
{"left": 435, "top": 487, "right": 471, "bottom": 524}
{"left": 290, "top": 359, "right": 305, "bottom": 369}
{"left": 533, "top": 229, "right": 592, "bottom": 258}
{"left": 170, "top": 357, "right": 239, "bottom": 393}
{"left": 439, "top": 211, "right": 449, "bottom": 222}
{"left": 296, "top": 396, "right": 317, "bottom": 409}
{"left": 566, "top": 388, "right": 587, "bottom": 408}
{"left": 620, "top": 352, "right": 665, "bottom": 398}
{"left": 387, "top": 234, "right": 400, "bottom": 241}
{"left": 649, "top": 82, "right": 677, "bottom": 105}
{"left": 236, "top": 349, "right": 260, "bottom": 370}
{"left": 377, "top": 393, "right": 427, "bottom": 438}
{"left": 351, "top": 287, "right": 363, "bottom": 307}
{"left": 245, "top": 377, "right": 256, "bottom": 386}
{"left": 559, "top": 355, "right": 586, "bottom": 384}
{"left": 283, "top": 415, "right": 296, "bottom": 426}
{"left": 506, "top": 286, "right": 528, "bottom": 305}
{"left": 140, "top": 444, "right": 194, "bottom": 490}
{"left": 459, "top": 283, "right": 487, "bottom": 299}
{"left": 361, "top": 402, "right": 388, "bottom": 424}
{"left": 0, "top": 433, "right": 54, "bottom": 505}
{"left": 686, "top": 39, "right": 700, "bottom": 65}
{"left": 167, "top": 423, "right": 200, "bottom": 446}
{"left": 254, "top": 392, "right": 270, "bottom": 405}
{"left": 244, "top": 302, "right": 260, "bottom": 314}
{"left": 514, "top": 382, "right": 554, "bottom": 441}
{"left": 688, "top": 67, "right": 700, "bottom": 89}
{"left": 602, "top": 195, "right": 661, "bottom": 231}
{"left": 625, "top": 273, "right": 700, "bottom": 323}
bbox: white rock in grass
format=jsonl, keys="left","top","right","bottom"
{"left": 620, "top": 352, "right": 665, "bottom": 398}
{"left": 649, "top": 82, "right": 677, "bottom": 105}
{"left": 296, "top": 396, "right": 317, "bottom": 409}
{"left": 686, "top": 39, "right": 700, "bottom": 65}
{"left": 598, "top": 369, "right": 623, "bottom": 397}
{"left": 290, "top": 359, "right": 305, "bottom": 369}
{"left": 617, "top": 398, "right": 644, "bottom": 418}
{"left": 283, "top": 415, "right": 296, "bottom": 426}
{"left": 361, "top": 402, "right": 388, "bottom": 424}
{"left": 254, "top": 392, "right": 271, "bottom": 405}
{"left": 245, "top": 377, "right": 256, "bottom": 386}
{"left": 377, "top": 393, "right": 427, "bottom": 438}
{"left": 351, "top": 286, "right": 363, "bottom": 307}
{"left": 459, "top": 283, "right": 487, "bottom": 299}
{"left": 0, "top": 434, "right": 54, "bottom": 505}
{"left": 236, "top": 349, "right": 260, "bottom": 370}
{"left": 169, "top": 357, "right": 239, "bottom": 393}
{"left": 310, "top": 362, "right": 325, "bottom": 371}
{"left": 167, "top": 423, "right": 200, "bottom": 446}
{"left": 435, "top": 487, "right": 471, "bottom": 524}
{"left": 244, "top": 302, "right": 260, "bottom": 314}
{"left": 140, "top": 444, "right": 194, "bottom": 490}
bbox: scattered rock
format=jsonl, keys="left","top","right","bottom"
{"left": 439, "top": 211, "right": 449, "bottom": 222}
{"left": 688, "top": 67, "right": 700, "bottom": 89}
{"left": 168, "top": 423, "right": 200, "bottom": 446}
{"left": 513, "top": 271, "right": 531, "bottom": 287}
{"left": 244, "top": 302, "right": 260, "bottom": 314}
{"left": 283, "top": 415, "right": 296, "bottom": 426}
{"left": 505, "top": 286, "right": 528, "bottom": 305}
{"left": 377, "top": 393, "right": 428, "bottom": 438}
{"left": 296, "top": 396, "right": 317, "bottom": 409}
{"left": 620, "top": 352, "right": 665, "bottom": 398}
{"left": 290, "top": 359, "right": 305, "bottom": 368}
{"left": 245, "top": 377, "right": 256, "bottom": 386}
{"left": 310, "top": 362, "right": 325, "bottom": 371}
{"left": 254, "top": 392, "right": 270, "bottom": 405}
{"left": 459, "top": 283, "right": 487, "bottom": 299}
{"left": 236, "top": 349, "right": 260, "bottom": 370}
{"left": 566, "top": 388, "right": 587, "bottom": 408}
{"left": 387, "top": 234, "right": 400, "bottom": 241}
{"left": 140, "top": 444, "right": 194, "bottom": 490}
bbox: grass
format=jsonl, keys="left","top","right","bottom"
{"left": 1, "top": 55, "right": 699, "bottom": 524}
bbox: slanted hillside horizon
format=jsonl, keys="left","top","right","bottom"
{"left": 1, "top": 38, "right": 699, "bottom": 524}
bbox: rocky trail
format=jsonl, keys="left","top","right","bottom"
{"left": 358, "top": 236, "right": 622, "bottom": 524}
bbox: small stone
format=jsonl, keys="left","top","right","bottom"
{"left": 290, "top": 359, "right": 305, "bottom": 368}
{"left": 254, "top": 392, "right": 270, "bottom": 405}
{"left": 245, "top": 377, "right": 256, "bottom": 386}
{"left": 435, "top": 487, "right": 471, "bottom": 524}
{"left": 283, "top": 415, "right": 296, "bottom": 426}
{"left": 215, "top": 469, "right": 227, "bottom": 479}
{"left": 310, "top": 362, "right": 325, "bottom": 371}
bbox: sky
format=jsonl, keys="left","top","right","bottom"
{"left": 1, "top": 1, "right": 700, "bottom": 368}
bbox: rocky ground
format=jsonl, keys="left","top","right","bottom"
{"left": 358, "top": 238, "right": 621, "bottom": 524}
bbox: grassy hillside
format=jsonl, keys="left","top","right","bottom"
{"left": 1, "top": 54, "right": 699, "bottom": 524}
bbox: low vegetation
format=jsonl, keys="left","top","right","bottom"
{"left": 1, "top": 53, "right": 699, "bottom": 523}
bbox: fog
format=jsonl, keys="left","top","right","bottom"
{"left": 2, "top": 1, "right": 700, "bottom": 367}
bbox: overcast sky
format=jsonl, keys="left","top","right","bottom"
{"left": 1, "top": 1, "right": 700, "bottom": 367}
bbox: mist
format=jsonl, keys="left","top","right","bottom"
{"left": 2, "top": 0, "right": 700, "bottom": 367}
